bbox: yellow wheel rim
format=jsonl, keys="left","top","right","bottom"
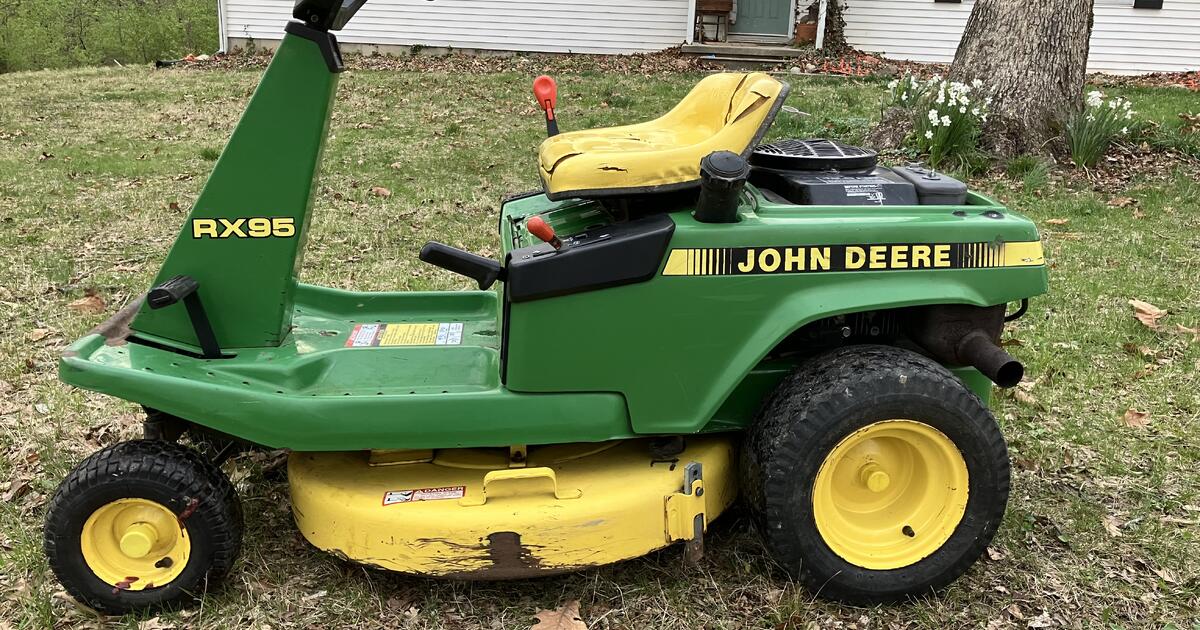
{"left": 80, "top": 498, "right": 191, "bottom": 590}
{"left": 812, "top": 420, "right": 969, "bottom": 570}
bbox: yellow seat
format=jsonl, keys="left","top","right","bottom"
{"left": 537, "top": 72, "right": 790, "bottom": 200}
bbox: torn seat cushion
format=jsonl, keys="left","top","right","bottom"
{"left": 537, "top": 72, "right": 789, "bottom": 200}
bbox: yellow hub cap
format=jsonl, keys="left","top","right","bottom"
{"left": 813, "top": 420, "right": 969, "bottom": 570}
{"left": 80, "top": 498, "right": 191, "bottom": 590}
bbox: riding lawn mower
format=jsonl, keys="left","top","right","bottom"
{"left": 43, "top": 0, "right": 1047, "bottom": 614}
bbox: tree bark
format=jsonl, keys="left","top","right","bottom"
{"left": 950, "top": 0, "right": 1095, "bottom": 156}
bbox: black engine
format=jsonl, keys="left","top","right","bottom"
{"left": 748, "top": 139, "right": 968, "bottom": 207}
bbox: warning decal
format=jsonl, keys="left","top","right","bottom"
{"left": 345, "top": 322, "right": 464, "bottom": 347}
{"left": 382, "top": 486, "right": 466, "bottom": 505}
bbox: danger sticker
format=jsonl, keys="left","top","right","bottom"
{"left": 382, "top": 486, "right": 466, "bottom": 505}
{"left": 345, "top": 322, "right": 464, "bottom": 347}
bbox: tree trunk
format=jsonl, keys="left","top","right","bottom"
{"left": 950, "top": 0, "right": 1095, "bottom": 156}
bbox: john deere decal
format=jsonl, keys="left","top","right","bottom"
{"left": 662, "top": 241, "right": 1043, "bottom": 276}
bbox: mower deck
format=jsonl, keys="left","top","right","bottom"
{"left": 289, "top": 436, "right": 735, "bottom": 578}
{"left": 60, "top": 285, "right": 634, "bottom": 450}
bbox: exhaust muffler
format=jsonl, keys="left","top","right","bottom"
{"left": 908, "top": 304, "right": 1024, "bottom": 388}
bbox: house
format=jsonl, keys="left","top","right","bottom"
{"left": 218, "top": 0, "right": 1200, "bottom": 74}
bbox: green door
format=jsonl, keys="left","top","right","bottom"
{"left": 729, "top": 0, "right": 792, "bottom": 38}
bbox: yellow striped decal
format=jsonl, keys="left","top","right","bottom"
{"left": 662, "top": 241, "right": 1044, "bottom": 276}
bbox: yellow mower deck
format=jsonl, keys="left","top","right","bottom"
{"left": 289, "top": 438, "right": 736, "bottom": 578}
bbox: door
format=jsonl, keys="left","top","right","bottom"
{"left": 729, "top": 0, "right": 793, "bottom": 40}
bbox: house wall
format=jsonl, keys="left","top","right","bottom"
{"left": 221, "top": 0, "right": 692, "bottom": 55}
{"left": 842, "top": 0, "right": 1200, "bottom": 75}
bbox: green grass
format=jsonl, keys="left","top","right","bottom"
{"left": 1, "top": 61, "right": 1199, "bottom": 628}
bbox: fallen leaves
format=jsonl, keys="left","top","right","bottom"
{"left": 68, "top": 293, "right": 106, "bottom": 314}
{"left": 1107, "top": 196, "right": 1137, "bottom": 208}
{"left": 1044, "top": 218, "right": 1069, "bottom": 226}
{"left": 531, "top": 600, "right": 588, "bottom": 630}
{"left": 1121, "top": 408, "right": 1150, "bottom": 428}
{"left": 1128, "top": 299, "right": 1166, "bottom": 329}
{"left": 370, "top": 186, "right": 392, "bottom": 198}
{"left": 1127, "top": 299, "right": 1197, "bottom": 343}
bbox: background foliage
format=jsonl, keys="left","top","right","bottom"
{"left": 0, "top": 0, "right": 217, "bottom": 73}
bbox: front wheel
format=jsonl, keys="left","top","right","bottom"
{"left": 741, "top": 345, "right": 1010, "bottom": 603}
{"left": 44, "top": 440, "right": 243, "bottom": 614}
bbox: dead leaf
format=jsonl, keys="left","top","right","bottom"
{"left": 1172, "top": 323, "right": 1199, "bottom": 343}
{"left": 1152, "top": 566, "right": 1178, "bottom": 584}
{"left": 1005, "top": 603, "right": 1024, "bottom": 620}
{"left": 1121, "top": 408, "right": 1150, "bottom": 428}
{"left": 531, "top": 600, "right": 587, "bottom": 630}
{"left": 986, "top": 546, "right": 1006, "bottom": 561}
{"left": 370, "top": 186, "right": 392, "bottom": 198}
{"left": 1128, "top": 299, "right": 1166, "bottom": 330}
{"left": 68, "top": 294, "right": 106, "bottom": 314}
{"left": 1044, "top": 218, "right": 1069, "bottom": 225}
{"left": 26, "top": 328, "right": 51, "bottom": 342}
{"left": 1027, "top": 611, "right": 1054, "bottom": 628}
{"left": 1107, "top": 196, "right": 1137, "bottom": 208}
{"left": 1132, "top": 208, "right": 1145, "bottom": 219}
{"left": 1103, "top": 515, "right": 1123, "bottom": 537}
{"left": 2, "top": 480, "right": 31, "bottom": 502}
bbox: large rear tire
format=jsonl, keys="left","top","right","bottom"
{"left": 741, "top": 345, "right": 1009, "bottom": 603}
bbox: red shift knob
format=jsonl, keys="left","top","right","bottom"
{"left": 527, "top": 216, "right": 555, "bottom": 242}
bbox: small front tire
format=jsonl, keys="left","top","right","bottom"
{"left": 44, "top": 439, "right": 243, "bottom": 614}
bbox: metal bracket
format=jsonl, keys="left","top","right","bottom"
{"left": 665, "top": 462, "right": 706, "bottom": 563}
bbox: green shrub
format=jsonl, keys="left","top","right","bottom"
{"left": 885, "top": 75, "right": 992, "bottom": 169}
{"left": 0, "top": 0, "right": 217, "bottom": 72}
{"left": 1065, "top": 91, "right": 1136, "bottom": 168}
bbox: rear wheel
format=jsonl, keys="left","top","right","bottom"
{"left": 44, "top": 440, "right": 242, "bottom": 614}
{"left": 741, "top": 345, "right": 1009, "bottom": 603}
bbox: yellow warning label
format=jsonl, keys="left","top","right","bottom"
{"left": 380, "top": 323, "right": 440, "bottom": 346}
{"left": 345, "top": 323, "right": 465, "bottom": 347}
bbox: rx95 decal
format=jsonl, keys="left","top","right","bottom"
{"left": 192, "top": 217, "right": 296, "bottom": 239}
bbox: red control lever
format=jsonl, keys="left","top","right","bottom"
{"left": 532, "top": 75, "right": 559, "bottom": 137}
{"left": 526, "top": 216, "right": 563, "bottom": 250}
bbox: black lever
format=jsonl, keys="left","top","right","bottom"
{"left": 147, "top": 275, "right": 223, "bottom": 359}
{"left": 420, "top": 242, "right": 505, "bottom": 290}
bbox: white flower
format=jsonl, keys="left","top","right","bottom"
{"left": 984, "top": 96, "right": 994, "bottom": 106}
{"left": 971, "top": 107, "right": 980, "bottom": 116}
{"left": 1124, "top": 110, "right": 1134, "bottom": 120}
{"left": 941, "top": 115, "right": 952, "bottom": 127}
{"left": 1124, "top": 100, "right": 1133, "bottom": 110}
{"left": 1086, "top": 114, "right": 1096, "bottom": 122}
{"left": 959, "top": 106, "right": 967, "bottom": 114}
{"left": 971, "top": 78, "right": 984, "bottom": 89}
{"left": 928, "top": 109, "right": 940, "bottom": 125}
{"left": 888, "top": 79, "right": 899, "bottom": 90}
{"left": 981, "top": 113, "right": 989, "bottom": 122}
{"left": 1086, "top": 90, "right": 1103, "bottom": 108}
{"left": 925, "top": 130, "right": 934, "bottom": 139}
{"left": 1108, "top": 99, "right": 1118, "bottom": 109}
{"left": 1121, "top": 127, "right": 1129, "bottom": 134}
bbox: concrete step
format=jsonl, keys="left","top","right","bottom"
{"left": 681, "top": 43, "right": 806, "bottom": 58}
{"left": 704, "top": 55, "right": 793, "bottom": 70}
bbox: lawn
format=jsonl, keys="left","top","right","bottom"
{"left": 1, "top": 57, "right": 1199, "bottom": 629}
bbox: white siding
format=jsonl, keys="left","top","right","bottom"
{"left": 843, "top": 0, "right": 1200, "bottom": 75}
{"left": 222, "top": 0, "right": 691, "bottom": 55}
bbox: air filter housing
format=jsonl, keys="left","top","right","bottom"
{"left": 751, "top": 138, "right": 878, "bottom": 171}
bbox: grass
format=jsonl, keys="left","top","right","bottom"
{"left": 1, "top": 60, "right": 1199, "bottom": 629}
